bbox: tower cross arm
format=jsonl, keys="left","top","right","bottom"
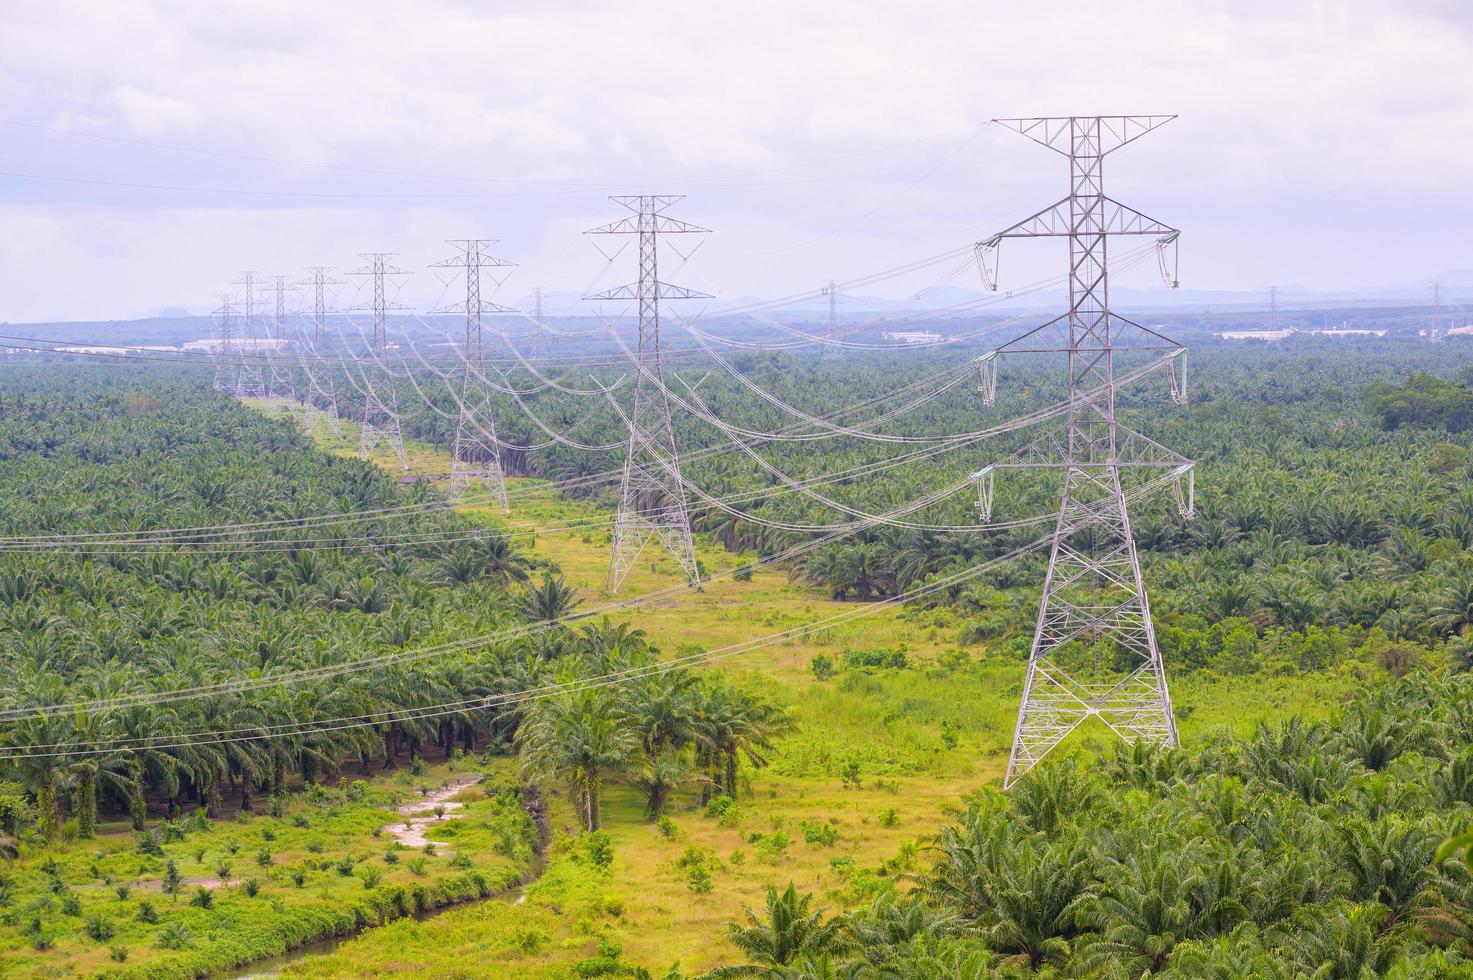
{"left": 992, "top": 115, "right": 1176, "bottom": 155}
{"left": 985, "top": 197, "right": 1177, "bottom": 242}
{"left": 585, "top": 282, "right": 713, "bottom": 302}
{"left": 585, "top": 214, "right": 712, "bottom": 236}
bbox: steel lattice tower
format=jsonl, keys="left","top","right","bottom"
{"left": 431, "top": 240, "right": 517, "bottom": 509}
{"left": 586, "top": 195, "right": 710, "bottom": 592}
{"left": 262, "top": 275, "right": 299, "bottom": 401}
{"left": 822, "top": 279, "right": 839, "bottom": 360}
{"left": 347, "top": 253, "right": 411, "bottom": 467}
{"left": 973, "top": 116, "right": 1195, "bottom": 788}
{"left": 211, "top": 293, "right": 265, "bottom": 398}
{"left": 296, "top": 267, "right": 345, "bottom": 437}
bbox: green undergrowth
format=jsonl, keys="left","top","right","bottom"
{"left": 0, "top": 759, "right": 535, "bottom": 979}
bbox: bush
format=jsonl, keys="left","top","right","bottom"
{"left": 290, "top": 869, "right": 307, "bottom": 888}
{"left": 755, "top": 832, "right": 790, "bottom": 865}
{"left": 657, "top": 815, "right": 678, "bottom": 839}
{"left": 407, "top": 858, "right": 428, "bottom": 877}
{"left": 585, "top": 831, "right": 614, "bottom": 869}
{"left": 243, "top": 878, "right": 262, "bottom": 897}
{"left": 842, "top": 647, "right": 908, "bottom": 671}
{"left": 335, "top": 856, "right": 356, "bottom": 876}
{"left": 811, "top": 653, "right": 836, "bottom": 680}
{"left": 83, "top": 914, "right": 115, "bottom": 942}
{"left": 60, "top": 893, "right": 81, "bottom": 916}
{"left": 360, "top": 867, "right": 383, "bottom": 889}
{"left": 802, "top": 821, "right": 839, "bottom": 847}
{"left": 109, "top": 945, "right": 129, "bottom": 962}
{"left": 189, "top": 887, "right": 214, "bottom": 909}
{"left": 156, "top": 921, "right": 193, "bottom": 950}
{"left": 878, "top": 807, "right": 900, "bottom": 828}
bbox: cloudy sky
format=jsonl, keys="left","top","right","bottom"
{"left": 1, "top": 0, "right": 1471, "bottom": 322}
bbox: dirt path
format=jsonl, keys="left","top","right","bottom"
{"left": 384, "top": 774, "right": 481, "bottom": 851}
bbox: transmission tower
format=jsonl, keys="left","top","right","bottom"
{"left": 261, "top": 275, "right": 300, "bottom": 402}
{"left": 347, "top": 253, "right": 412, "bottom": 350}
{"left": 211, "top": 293, "right": 265, "bottom": 398}
{"left": 346, "top": 253, "right": 411, "bottom": 466}
{"left": 1269, "top": 285, "right": 1279, "bottom": 332}
{"left": 972, "top": 116, "right": 1194, "bottom": 788}
{"left": 586, "top": 195, "right": 710, "bottom": 592}
{"left": 431, "top": 240, "right": 517, "bottom": 509}
{"left": 821, "top": 279, "right": 840, "bottom": 360}
{"left": 1431, "top": 281, "right": 1445, "bottom": 343}
{"left": 296, "top": 267, "right": 346, "bottom": 437}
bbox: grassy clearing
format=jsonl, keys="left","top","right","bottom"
{"left": 0, "top": 758, "right": 534, "bottom": 979}
{"left": 267, "top": 423, "right": 1360, "bottom": 977}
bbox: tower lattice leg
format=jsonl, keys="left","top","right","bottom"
{"left": 1005, "top": 467, "right": 1177, "bottom": 786}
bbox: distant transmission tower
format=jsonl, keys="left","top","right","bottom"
{"left": 347, "top": 253, "right": 411, "bottom": 466}
{"left": 262, "top": 275, "right": 299, "bottom": 402}
{"left": 822, "top": 279, "right": 840, "bottom": 360}
{"left": 347, "top": 253, "right": 412, "bottom": 350}
{"left": 972, "top": 116, "right": 1194, "bottom": 788}
{"left": 586, "top": 195, "right": 710, "bottom": 591}
{"left": 1431, "top": 281, "right": 1445, "bottom": 343}
{"left": 1269, "top": 285, "right": 1279, "bottom": 332}
{"left": 297, "top": 266, "right": 345, "bottom": 436}
{"left": 211, "top": 293, "right": 265, "bottom": 398}
{"left": 431, "top": 240, "right": 517, "bottom": 509}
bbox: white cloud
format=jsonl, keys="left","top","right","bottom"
{"left": 1, "top": 0, "right": 1471, "bottom": 320}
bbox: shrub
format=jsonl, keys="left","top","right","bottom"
{"left": 293, "top": 813, "right": 310, "bottom": 828}
{"left": 60, "top": 893, "right": 81, "bottom": 916}
{"left": 407, "top": 858, "right": 427, "bottom": 877}
{"left": 189, "top": 887, "right": 214, "bottom": 909}
{"left": 269, "top": 795, "right": 287, "bottom": 818}
{"left": 878, "top": 808, "right": 900, "bottom": 828}
{"left": 136, "top": 899, "right": 158, "bottom": 923}
{"left": 109, "top": 945, "right": 129, "bottom": 962}
{"left": 290, "top": 869, "right": 307, "bottom": 888}
{"left": 215, "top": 860, "right": 233, "bottom": 881}
{"left": 83, "top": 914, "right": 115, "bottom": 942}
{"left": 704, "top": 795, "right": 735, "bottom": 819}
{"left": 114, "top": 884, "right": 130, "bottom": 901}
{"left": 383, "top": 850, "right": 400, "bottom": 864}
{"left": 163, "top": 861, "right": 182, "bottom": 896}
{"left": 841, "top": 761, "right": 863, "bottom": 789}
{"left": 656, "top": 815, "right": 678, "bottom": 839}
{"left": 156, "top": 921, "right": 193, "bottom": 950}
{"left": 243, "top": 878, "right": 262, "bottom": 897}
{"left": 842, "top": 646, "right": 908, "bottom": 670}
{"left": 257, "top": 848, "right": 273, "bottom": 867}
{"left": 755, "top": 832, "right": 790, "bottom": 865}
{"left": 360, "top": 867, "right": 383, "bottom": 889}
{"left": 335, "top": 856, "right": 355, "bottom": 876}
{"left": 803, "top": 821, "right": 839, "bottom": 847}
{"left": 810, "top": 653, "right": 836, "bottom": 680}
{"left": 585, "top": 831, "right": 614, "bottom": 869}
{"left": 450, "top": 854, "right": 473, "bottom": 870}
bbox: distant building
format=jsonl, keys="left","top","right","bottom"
{"left": 882, "top": 331, "right": 943, "bottom": 344}
{"left": 181, "top": 338, "right": 290, "bottom": 352}
{"left": 1219, "top": 329, "right": 1294, "bottom": 342}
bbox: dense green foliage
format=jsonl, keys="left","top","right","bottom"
{"left": 702, "top": 673, "right": 1473, "bottom": 977}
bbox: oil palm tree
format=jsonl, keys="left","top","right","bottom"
{"left": 702, "top": 883, "right": 846, "bottom": 977}
{"left": 517, "top": 688, "right": 637, "bottom": 831}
